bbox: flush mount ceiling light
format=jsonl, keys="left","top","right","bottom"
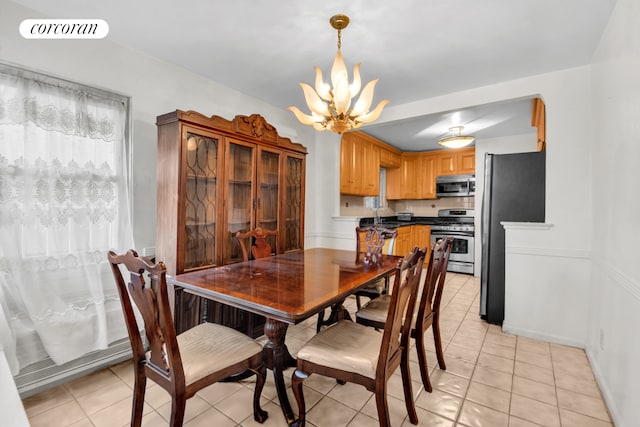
{"left": 438, "top": 126, "right": 476, "bottom": 149}
{"left": 288, "top": 14, "right": 389, "bottom": 134}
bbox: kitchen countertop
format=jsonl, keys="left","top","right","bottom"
{"left": 359, "top": 216, "right": 440, "bottom": 229}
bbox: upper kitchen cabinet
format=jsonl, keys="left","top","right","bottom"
{"left": 387, "top": 153, "right": 419, "bottom": 200}
{"left": 379, "top": 146, "right": 401, "bottom": 168}
{"left": 418, "top": 154, "right": 437, "bottom": 199}
{"left": 156, "top": 110, "right": 307, "bottom": 276}
{"left": 340, "top": 132, "right": 380, "bottom": 196}
{"left": 531, "top": 97, "right": 546, "bottom": 152}
{"left": 340, "top": 131, "right": 401, "bottom": 196}
{"left": 434, "top": 147, "right": 476, "bottom": 176}
{"left": 387, "top": 147, "right": 475, "bottom": 200}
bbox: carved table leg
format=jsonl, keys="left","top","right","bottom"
{"left": 263, "top": 318, "right": 297, "bottom": 424}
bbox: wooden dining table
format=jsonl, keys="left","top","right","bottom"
{"left": 167, "top": 247, "right": 401, "bottom": 425}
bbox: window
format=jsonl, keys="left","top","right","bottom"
{"left": 0, "top": 64, "right": 133, "bottom": 374}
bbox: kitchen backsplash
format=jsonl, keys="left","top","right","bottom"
{"left": 340, "top": 195, "right": 475, "bottom": 217}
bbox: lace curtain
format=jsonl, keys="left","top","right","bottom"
{"left": 0, "top": 65, "right": 134, "bottom": 374}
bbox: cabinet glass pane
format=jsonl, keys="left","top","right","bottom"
{"left": 184, "top": 133, "right": 217, "bottom": 270}
{"left": 258, "top": 150, "right": 280, "bottom": 251}
{"left": 225, "top": 142, "right": 254, "bottom": 264}
{"left": 285, "top": 156, "right": 303, "bottom": 252}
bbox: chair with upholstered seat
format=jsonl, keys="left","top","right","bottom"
{"left": 108, "top": 249, "right": 268, "bottom": 427}
{"left": 356, "top": 237, "right": 453, "bottom": 392}
{"left": 291, "top": 246, "right": 426, "bottom": 427}
{"left": 235, "top": 227, "right": 279, "bottom": 261}
{"left": 316, "top": 225, "right": 399, "bottom": 332}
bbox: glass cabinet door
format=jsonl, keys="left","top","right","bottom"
{"left": 224, "top": 139, "right": 256, "bottom": 264}
{"left": 284, "top": 154, "right": 304, "bottom": 252}
{"left": 183, "top": 130, "right": 220, "bottom": 270}
{"left": 257, "top": 148, "right": 280, "bottom": 253}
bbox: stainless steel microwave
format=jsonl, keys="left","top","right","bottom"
{"left": 436, "top": 174, "right": 476, "bottom": 197}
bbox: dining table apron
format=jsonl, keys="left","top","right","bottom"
{"left": 167, "top": 247, "right": 401, "bottom": 425}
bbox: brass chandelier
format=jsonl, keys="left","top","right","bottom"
{"left": 288, "top": 14, "right": 389, "bottom": 134}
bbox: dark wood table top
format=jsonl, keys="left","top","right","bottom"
{"left": 168, "top": 248, "right": 401, "bottom": 324}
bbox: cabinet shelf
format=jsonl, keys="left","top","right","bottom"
{"left": 186, "top": 221, "right": 216, "bottom": 227}
{"left": 228, "top": 179, "right": 252, "bottom": 185}
{"left": 187, "top": 174, "right": 217, "bottom": 181}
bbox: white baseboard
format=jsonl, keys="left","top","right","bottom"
{"left": 585, "top": 347, "right": 622, "bottom": 427}
{"left": 501, "top": 322, "right": 585, "bottom": 349}
{"left": 14, "top": 338, "right": 132, "bottom": 398}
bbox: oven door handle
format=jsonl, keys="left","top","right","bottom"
{"left": 431, "top": 231, "right": 474, "bottom": 238}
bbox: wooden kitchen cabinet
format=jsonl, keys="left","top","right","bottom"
{"left": 380, "top": 147, "right": 401, "bottom": 168}
{"left": 387, "top": 153, "right": 419, "bottom": 199}
{"left": 387, "top": 148, "right": 475, "bottom": 200}
{"left": 434, "top": 147, "right": 475, "bottom": 176}
{"left": 392, "top": 224, "right": 431, "bottom": 256}
{"left": 457, "top": 148, "right": 476, "bottom": 174}
{"left": 156, "top": 110, "right": 307, "bottom": 335}
{"left": 417, "top": 153, "right": 437, "bottom": 199}
{"left": 412, "top": 224, "right": 431, "bottom": 249}
{"left": 393, "top": 226, "right": 413, "bottom": 256}
{"left": 340, "top": 132, "right": 380, "bottom": 196}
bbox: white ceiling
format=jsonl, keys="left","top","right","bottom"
{"left": 12, "top": 0, "right": 615, "bottom": 150}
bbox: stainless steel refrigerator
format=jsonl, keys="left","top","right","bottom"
{"left": 480, "top": 151, "right": 545, "bottom": 325}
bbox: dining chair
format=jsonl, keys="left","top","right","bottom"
{"left": 291, "top": 246, "right": 426, "bottom": 427}
{"left": 234, "top": 228, "right": 277, "bottom": 338}
{"left": 354, "top": 225, "right": 399, "bottom": 309}
{"left": 235, "top": 227, "right": 279, "bottom": 261}
{"left": 108, "top": 249, "right": 268, "bottom": 426}
{"left": 356, "top": 237, "right": 453, "bottom": 392}
{"left": 315, "top": 225, "right": 399, "bottom": 333}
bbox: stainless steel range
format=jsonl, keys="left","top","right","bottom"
{"left": 430, "top": 209, "right": 475, "bottom": 275}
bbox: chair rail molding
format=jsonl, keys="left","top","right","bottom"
{"left": 505, "top": 245, "right": 591, "bottom": 260}
{"left": 593, "top": 257, "right": 640, "bottom": 302}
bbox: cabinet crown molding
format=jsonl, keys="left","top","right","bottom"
{"left": 156, "top": 110, "right": 307, "bottom": 154}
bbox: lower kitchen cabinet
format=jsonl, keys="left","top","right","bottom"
{"left": 393, "top": 225, "right": 431, "bottom": 256}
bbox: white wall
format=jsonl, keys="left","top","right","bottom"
{"left": 0, "top": 0, "right": 316, "bottom": 255}
{"left": 587, "top": 0, "right": 640, "bottom": 425}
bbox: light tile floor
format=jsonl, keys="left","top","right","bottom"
{"left": 22, "top": 273, "right": 614, "bottom": 426}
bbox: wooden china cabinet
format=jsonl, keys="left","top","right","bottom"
{"left": 156, "top": 110, "right": 307, "bottom": 336}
